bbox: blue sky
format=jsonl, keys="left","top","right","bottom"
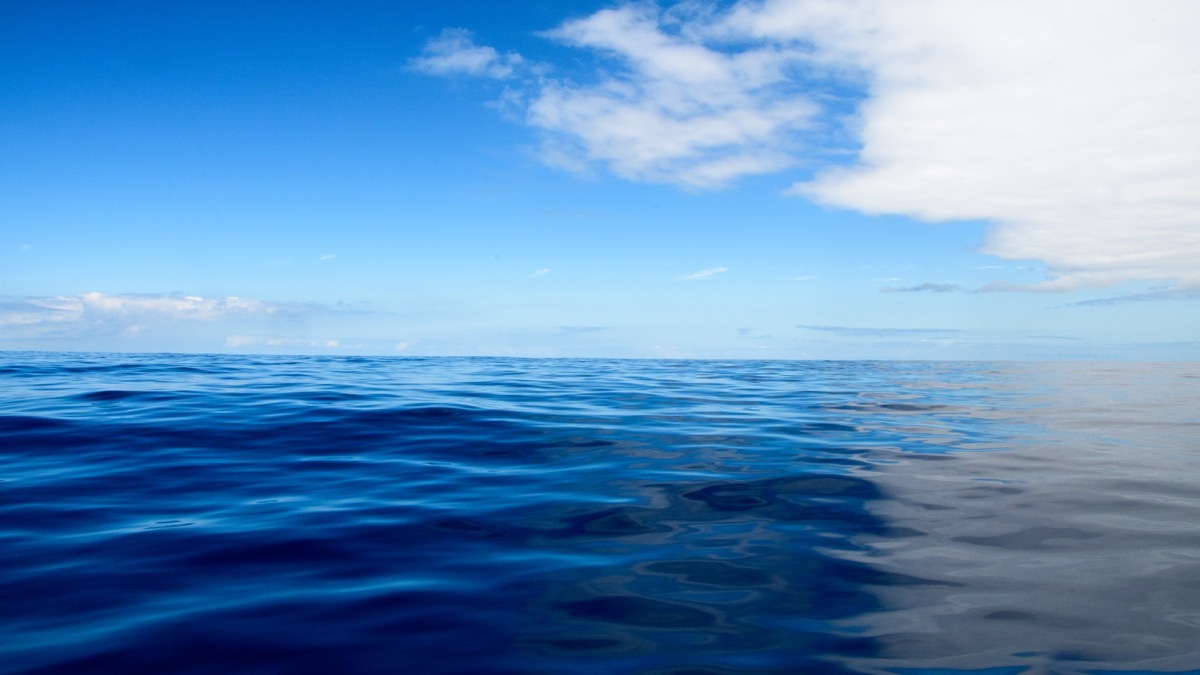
{"left": 2, "top": 0, "right": 1198, "bottom": 359}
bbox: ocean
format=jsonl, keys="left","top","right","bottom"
{"left": 1, "top": 352, "right": 1197, "bottom": 674}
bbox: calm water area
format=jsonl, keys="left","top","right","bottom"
{"left": 1, "top": 353, "right": 1197, "bottom": 673}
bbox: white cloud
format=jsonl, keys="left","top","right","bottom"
{"left": 0, "top": 292, "right": 418, "bottom": 354}
{"left": 680, "top": 266, "right": 727, "bottom": 280}
{"left": 416, "top": 8, "right": 821, "bottom": 188}
{"left": 409, "top": 28, "right": 522, "bottom": 79}
{"left": 528, "top": 267, "right": 551, "bottom": 278}
{"left": 730, "top": 0, "right": 1200, "bottom": 290}
{"left": 319, "top": 254, "right": 336, "bottom": 261}
{"left": 0, "top": 292, "right": 319, "bottom": 342}
{"left": 526, "top": 6, "right": 818, "bottom": 188}
{"left": 73, "top": 291, "right": 273, "bottom": 318}
{"left": 419, "top": 0, "right": 1200, "bottom": 290}
{"left": 0, "top": 292, "right": 275, "bottom": 327}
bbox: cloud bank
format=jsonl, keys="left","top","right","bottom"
{"left": 417, "top": 0, "right": 1200, "bottom": 291}
{"left": 2, "top": 292, "right": 272, "bottom": 327}
{"left": 0, "top": 292, "right": 329, "bottom": 341}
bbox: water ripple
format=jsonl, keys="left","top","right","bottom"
{"left": 1, "top": 353, "right": 1197, "bottom": 673}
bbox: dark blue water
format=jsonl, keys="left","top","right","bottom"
{"left": 1, "top": 353, "right": 1197, "bottom": 674}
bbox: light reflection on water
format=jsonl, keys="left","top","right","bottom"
{"left": 0, "top": 354, "right": 1197, "bottom": 673}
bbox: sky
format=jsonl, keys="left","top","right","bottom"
{"left": 2, "top": 0, "right": 1198, "bottom": 360}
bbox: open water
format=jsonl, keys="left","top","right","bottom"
{"left": 1, "top": 352, "right": 1197, "bottom": 674}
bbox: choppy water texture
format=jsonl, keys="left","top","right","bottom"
{"left": 1, "top": 353, "right": 1198, "bottom": 674}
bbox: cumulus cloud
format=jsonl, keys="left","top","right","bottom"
{"left": 409, "top": 28, "right": 521, "bottom": 79}
{"left": 79, "top": 291, "right": 273, "bottom": 317}
{"left": 418, "top": 1, "right": 1200, "bottom": 290}
{"left": 680, "top": 266, "right": 727, "bottom": 280}
{"left": 0, "top": 292, "right": 338, "bottom": 340}
{"left": 0, "top": 292, "right": 414, "bottom": 353}
{"left": 417, "top": 7, "right": 823, "bottom": 189}
{"left": 750, "top": 0, "right": 1200, "bottom": 291}
{"left": 526, "top": 6, "right": 822, "bottom": 188}
{"left": 0, "top": 292, "right": 272, "bottom": 327}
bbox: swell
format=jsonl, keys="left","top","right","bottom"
{"left": 2, "top": 354, "right": 1197, "bottom": 673}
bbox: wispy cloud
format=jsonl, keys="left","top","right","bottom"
{"left": 409, "top": 28, "right": 522, "bottom": 79}
{"left": 880, "top": 283, "right": 962, "bottom": 293}
{"left": 797, "top": 324, "right": 962, "bottom": 338}
{"left": 528, "top": 267, "right": 551, "bottom": 278}
{"left": 319, "top": 254, "right": 336, "bottom": 261}
{"left": 418, "top": 1, "right": 1200, "bottom": 290}
{"left": 221, "top": 336, "right": 424, "bottom": 354}
{"left": 557, "top": 325, "right": 608, "bottom": 336}
{"left": 737, "top": 327, "right": 774, "bottom": 339}
{"left": 1063, "top": 288, "right": 1200, "bottom": 307}
{"left": 4, "top": 292, "right": 277, "bottom": 324}
{"left": 225, "top": 336, "right": 341, "bottom": 349}
{"left": 529, "top": 5, "right": 824, "bottom": 189}
{"left": 0, "top": 292, "right": 363, "bottom": 340}
{"left": 417, "top": 6, "right": 822, "bottom": 189}
{"left": 680, "top": 266, "right": 727, "bottom": 280}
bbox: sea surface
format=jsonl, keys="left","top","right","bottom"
{"left": 1, "top": 353, "right": 1197, "bottom": 674}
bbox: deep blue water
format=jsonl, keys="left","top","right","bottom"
{"left": 1, "top": 353, "right": 1198, "bottom": 674}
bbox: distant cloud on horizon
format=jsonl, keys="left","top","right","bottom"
{"left": 737, "top": 327, "right": 774, "bottom": 339}
{"left": 556, "top": 325, "right": 609, "bottom": 336}
{"left": 880, "top": 283, "right": 963, "bottom": 293}
{"left": 225, "top": 336, "right": 341, "bottom": 349}
{"left": 1063, "top": 288, "right": 1200, "bottom": 307}
{"left": 0, "top": 292, "right": 370, "bottom": 343}
{"left": 796, "top": 324, "right": 963, "bottom": 338}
